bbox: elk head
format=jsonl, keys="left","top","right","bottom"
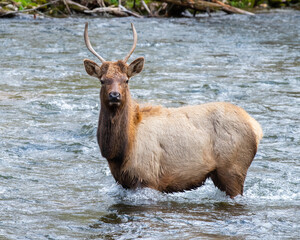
{"left": 83, "top": 23, "right": 144, "bottom": 109}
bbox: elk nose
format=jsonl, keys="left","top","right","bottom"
{"left": 109, "top": 91, "right": 121, "bottom": 102}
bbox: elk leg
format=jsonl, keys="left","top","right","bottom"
{"left": 210, "top": 168, "right": 245, "bottom": 198}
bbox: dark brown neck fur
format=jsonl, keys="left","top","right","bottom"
{"left": 97, "top": 89, "right": 142, "bottom": 180}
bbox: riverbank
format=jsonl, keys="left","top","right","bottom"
{"left": 0, "top": 0, "right": 299, "bottom": 18}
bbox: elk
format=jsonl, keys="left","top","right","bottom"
{"left": 83, "top": 23, "right": 263, "bottom": 198}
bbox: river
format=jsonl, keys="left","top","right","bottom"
{"left": 0, "top": 11, "right": 299, "bottom": 239}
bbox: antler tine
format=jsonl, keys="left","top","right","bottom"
{"left": 123, "top": 23, "right": 137, "bottom": 63}
{"left": 84, "top": 22, "right": 106, "bottom": 63}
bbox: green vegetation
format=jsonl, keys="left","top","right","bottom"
{"left": 229, "top": 0, "right": 257, "bottom": 8}
{"left": 0, "top": 0, "right": 299, "bottom": 17}
{"left": 15, "top": 0, "right": 38, "bottom": 10}
{"left": 0, "top": 0, "right": 47, "bottom": 11}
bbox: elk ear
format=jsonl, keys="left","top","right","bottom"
{"left": 83, "top": 59, "right": 101, "bottom": 78}
{"left": 127, "top": 57, "right": 144, "bottom": 78}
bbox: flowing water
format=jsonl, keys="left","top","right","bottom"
{"left": 0, "top": 11, "right": 299, "bottom": 239}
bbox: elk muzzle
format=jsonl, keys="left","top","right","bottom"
{"left": 109, "top": 91, "right": 121, "bottom": 106}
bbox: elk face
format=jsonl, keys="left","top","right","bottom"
{"left": 83, "top": 23, "right": 144, "bottom": 109}
{"left": 84, "top": 58, "right": 144, "bottom": 108}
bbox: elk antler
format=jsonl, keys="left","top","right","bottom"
{"left": 123, "top": 23, "right": 137, "bottom": 63}
{"left": 84, "top": 22, "right": 106, "bottom": 63}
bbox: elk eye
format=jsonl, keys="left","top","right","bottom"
{"left": 100, "top": 79, "right": 104, "bottom": 84}
{"left": 125, "top": 80, "right": 129, "bottom": 84}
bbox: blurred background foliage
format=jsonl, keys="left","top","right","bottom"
{"left": 0, "top": 0, "right": 299, "bottom": 16}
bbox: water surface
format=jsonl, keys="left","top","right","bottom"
{"left": 0, "top": 11, "right": 299, "bottom": 239}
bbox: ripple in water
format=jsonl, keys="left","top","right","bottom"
{"left": 0, "top": 12, "right": 299, "bottom": 239}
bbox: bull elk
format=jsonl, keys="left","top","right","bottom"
{"left": 83, "top": 23, "right": 263, "bottom": 198}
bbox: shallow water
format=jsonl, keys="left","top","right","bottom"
{"left": 0, "top": 11, "right": 299, "bottom": 239}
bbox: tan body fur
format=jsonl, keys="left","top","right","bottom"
{"left": 105, "top": 100, "right": 262, "bottom": 197}
{"left": 83, "top": 23, "right": 263, "bottom": 198}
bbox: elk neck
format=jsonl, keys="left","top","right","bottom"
{"left": 97, "top": 89, "right": 142, "bottom": 164}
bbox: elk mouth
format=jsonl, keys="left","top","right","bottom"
{"left": 108, "top": 99, "right": 121, "bottom": 106}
